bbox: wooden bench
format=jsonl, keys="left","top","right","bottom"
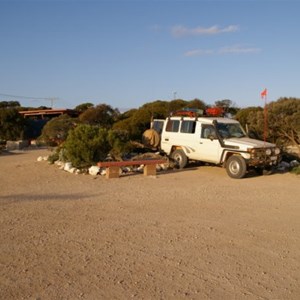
{"left": 97, "top": 159, "right": 167, "bottom": 179}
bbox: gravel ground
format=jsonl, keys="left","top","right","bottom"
{"left": 0, "top": 148, "right": 299, "bottom": 300}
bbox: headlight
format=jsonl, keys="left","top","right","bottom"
{"left": 274, "top": 148, "right": 280, "bottom": 155}
{"left": 265, "top": 149, "right": 272, "bottom": 155}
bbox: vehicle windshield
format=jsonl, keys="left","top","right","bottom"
{"left": 216, "top": 122, "right": 246, "bottom": 139}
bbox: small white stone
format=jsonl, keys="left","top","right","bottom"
{"left": 137, "top": 165, "right": 144, "bottom": 172}
{"left": 159, "top": 163, "right": 168, "bottom": 170}
{"left": 88, "top": 166, "right": 100, "bottom": 176}
{"left": 69, "top": 167, "right": 77, "bottom": 174}
{"left": 64, "top": 162, "right": 73, "bottom": 172}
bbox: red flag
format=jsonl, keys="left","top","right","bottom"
{"left": 261, "top": 88, "right": 267, "bottom": 98}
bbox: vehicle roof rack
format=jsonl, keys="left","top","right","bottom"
{"left": 169, "top": 107, "right": 224, "bottom": 118}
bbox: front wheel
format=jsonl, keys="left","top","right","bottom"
{"left": 171, "top": 149, "right": 188, "bottom": 169}
{"left": 226, "top": 155, "right": 247, "bottom": 179}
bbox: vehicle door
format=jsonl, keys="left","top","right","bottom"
{"left": 160, "top": 118, "right": 181, "bottom": 154}
{"left": 176, "top": 120, "right": 198, "bottom": 159}
{"left": 195, "top": 124, "right": 221, "bottom": 163}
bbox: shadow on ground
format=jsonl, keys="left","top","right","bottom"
{"left": 0, "top": 192, "right": 99, "bottom": 204}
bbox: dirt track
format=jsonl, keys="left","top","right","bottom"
{"left": 0, "top": 148, "right": 299, "bottom": 299}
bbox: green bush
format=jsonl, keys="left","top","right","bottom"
{"left": 48, "top": 151, "right": 59, "bottom": 164}
{"left": 0, "top": 108, "right": 25, "bottom": 140}
{"left": 107, "top": 129, "right": 134, "bottom": 159}
{"left": 47, "top": 145, "right": 67, "bottom": 164}
{"left": 40, "top": 115, "right": 79, "bottom": 146}
{"left": 63, "top": 124, "right": 110, "bottom": 168}
{"left": 291, "top": 166, "right": 300, "bottom": 175}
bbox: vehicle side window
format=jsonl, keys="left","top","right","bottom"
{"left": 180, "top": 121, "right": 196, "bottom": 134}
{"left": 152, "top": 120, "right": 164, "bottom": 134}
{"left": 166, "top": 120, "right": 180, "bottom": 132}
{"left": 201, "top": 125, "right": 216, "bottom": 139}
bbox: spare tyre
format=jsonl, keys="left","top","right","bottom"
{"left": 142, "top": 129, "right": 160, "bottom": 149}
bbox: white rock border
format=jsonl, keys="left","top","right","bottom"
{"left": 37, "top": 156, "right": 171, "bottom": 177}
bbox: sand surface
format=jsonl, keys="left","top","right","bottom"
{"left": 0, "top": 148, "right": 299, "bottom": 299}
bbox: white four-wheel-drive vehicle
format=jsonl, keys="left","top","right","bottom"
{"left": 143, "top": 110, "right": 281, "bottom": 179}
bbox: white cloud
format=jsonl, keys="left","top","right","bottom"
{"left": 184, "top": 49, "right": 214, "bottom": 57}
{"left": 184, "top": 45, "right": 261, "bottom": 57}
{"left": 219, "top": 45, "right": 261, "bottom": 54}
{"left": 172, "top": 24, "right": 239, "bottom": 37}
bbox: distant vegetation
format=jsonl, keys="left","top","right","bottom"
{"left": 0, "top": 97, "right": 299, "bottom": 166}
{"left": 235, "top": 98, "right": 300, "bottom": 152}
{"left": 0, "top": 104, "right": 25, "bottom": 141}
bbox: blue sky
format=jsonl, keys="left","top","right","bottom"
{"left": 0, "top": 0, "right": 299, "bottom": 110}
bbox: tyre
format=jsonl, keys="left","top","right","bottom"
{"left": 142, "top": 129, "right": 160, "bottom": 149}
{"left": 171, "top": 149, "right": 188, "bottom": 169}
{"left": 226, "top": 155, "right": 247, "bottom": 179}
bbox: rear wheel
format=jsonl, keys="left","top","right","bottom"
{"left": 171, "top": 149, "right": 188, "bottom": 169}
{"left": 226, "top": 155, "right": 247, "bottom": 179}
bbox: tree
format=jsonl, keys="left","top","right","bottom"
{"left": 128, "top": 108, "right": 153, "bottom": 139}
{"left": 113, "top": 98, "right": 209, "bottom": 141}
{"left": 0, "top": 108, "right": 25, "bottom": 140}
{"left": 113, "top": 101, "right": 168, "bottom": 140}
{"left": 235, "top": 98, "right": 300, "bottom": 153}
{"left": 37, "top": 106, "right": 51, "bottom": 110}
{"left": 168, "top": 99, "right": 187, "bottom": 113}
{"left": 267, "top": 98, "right": 300, "bottom": 151}
{"left": 215, "top": 99, "right": 239, "bottom": 115}
{"left": 113, "top": 117, "right": 133, "bottom": 136}
{"left": 40, "top": 114, "right": 79, "bottom": 146}
{"left": 235, "top": 107, "right": 263, "bottom": 138}
{"left": 74, "top": 102, "right": 94, "bottom": 114}
{"left": 19, "top": 105, "right": 51, "bottom": 111}
{"left": 0, "top": 101, "right": 21, "bottom": 109}
{"left": 141, "top": 100, "right": 169, "bottom": 118}
{"left": 79, "top": 103, "right": 119, "bottom": 128}
{"left": 185, "top": 98, "right": 206, "bottom": 110}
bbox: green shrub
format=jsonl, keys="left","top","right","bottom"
{"left": 40, "top": 115, "right": 78, "bottom": 146}
{"left": 0, "top": 108, "right": 25, "bottom": 140}
{"left": 48, "top": 151, "right": 59, "bottom": 164}
{"left": 291, "top": 166, "right": 300, "bottom": 175}
{"left": 63, "top": 124, "right": 110, "bottom": 168}
{"left": 107, "top": 129, "right": 134, "bottom": 159}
